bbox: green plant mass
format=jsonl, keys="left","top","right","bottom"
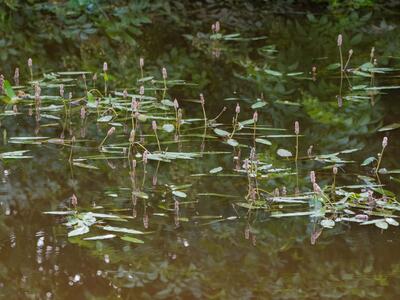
{"left": 1, "top": 1, "right": 400, "bottom": 299}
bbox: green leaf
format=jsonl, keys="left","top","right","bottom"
{"left": 213, "top": 128, "right": 230, "bottom": 137}
{"left": 73, "top": 162, "right": 99, "bottom": 170}
{"left": 321, "top": 219, "right": 335, "bottom": 228}
{"left": 385, "top": 218, "right": 399, "bottom": 226}
{"left": 277, "top": 148, "right": 292, "bottom": 157}
{"left": 255, "top": 138, "right": 271, "bottom": 145}
{"left": 375, "top": 220, "right": 388, "bottom": 230}
{"left": 87, "top": 91, "right": 95, "bottom": 103}
{"left": 97, "top": 115, "right": 113, "bottom": 122}
{"left": 3, "top": 80, "right": 17, "bottom": 100}
{"left": 162, "top": 124, "right": 175, "bottom": 133}
{"left": 68, "top": 226, "right": 89, "bottom": 237}
{"left": 264, "top": 69, "right": 283, "bottom": 77}
{"left": 102, "top": 225, "right": 144, "bottom": 235}
{"left": 361, "top": 157, "right": 376, "bottom": 166}
{"left": 209, "top": 167, "right": 223, "bottom": 174}
{"left": 172, "top": 190, "right": 187, "bottom": 198}
{"left": 84, "top": 234, "right": 116, "bottom": 240}
{"left": 378, "top": 123, "right": 400, "bottom": 132}
{"left": 251, "top": 101, "right": 267, "bottom": 109}
{"left": 121, "top": 236, "right": 144, "bottom": 244}
{"left": 226, "top": 138, "right": 238, "bottom": 147}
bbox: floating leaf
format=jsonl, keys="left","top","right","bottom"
{"left": 121, "top": 236, "right": 144, "bottom": 244}
{"left": 277, "top": 148, "right": 292, "bottom": 157}
{"left": 378, "top": 123, "right": 400, "bottom": 132}
{"left": 172, "top": 190, "right": 187, "bottom": 198}
{"left": 162, "top": 124, "right": 175, "bottom": 133}
{"left": 161, "top": 99, "right": 175, "bottom": 106}
{"left": 264, "top": 69, "right": 283, "bottom": 77}
{"left": 226, "top": 138, "right": 238, "bottom": 147}
{"left": 375, "top": 220, "right": 388, "bottom": 230}
{"left": 321, "top": 219, "right": 335, "bottom": 228}
{"left": 68, "top": 226, "right": 89, "bottom": 237}
{"left": 385, "top": 218, "right": 399, "bottom": 226}
{"left": 209, "top": 167, "right": 223, "bottom": 174}
{"left": 213, "top": 128, "right": 230, "bottom": 137}
{"left": 84, "top": 234, "right": 116, "bottom": 240}
{"left": 361, "top": 157, "right": 376, "bottom": 166}
{"left": 43, "top": 211, "right": 76, "bottom": 215}
{"left": 73, "top": 162, "right": 99, "bottom": 170}
{"left": 255, "top": 138, "right": 271, "bottom": 145}
{"left": 102, "top": 225, "right": 144, "bottom": 235}
{"left": 251, "top": 101, "right": 267, "bottom": 109}
{"left": 97, "top": 115, "right": 113, "bottom": 122}
{"left": 132, "top": 191, "right": 149, "bottom": 199}
{"left": 0, "top": 150, "right": 32, "bottom": 159}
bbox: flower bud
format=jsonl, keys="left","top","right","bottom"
{"left": 60, "top": 84, "right": 64, "bottom": 98}
{"left": 14, "top": 68, "right": 19, "bottom": 85}
{"left": 200, "top": 93, "right": 205, "bottom": 105}
{"left": 294, "top": 121, "right": 299, "bottom": 135}
{"left": 382, "top": 136, "right": 388, "bottom": 148}
{"left": 103, "top": 62, "right": 108, "bottom": 72}
{"left": 253, "top": 111, "right": 258, "bottom": 123}
{"left": 235, "top": 103, "right": 240, "bottom": 114}
{"left": 173, "top": 98, "right": 179, "bottom": 109}
{"left": 28, "top": 58, "right": 33, "bottom": 68}
{"left": 152, "top": 120, "right": 157, "bottom": 131}
{"left": 215, "top": 21, "right": 220, "bottom": 33}
{"left": 71, "top": 194, "right": 78, "bottom": 208}
{"left": 162, "top": 67, "right": 167, "bottom": 80}
{"left": 139, "top": 57, "right": 144, "bottom": 68}
{"left": 313, "top": 182, "right": 322, "bottom": 194}
{"left": 107, "top": 127, "right": 116, "bottom": 136}
{"left": 80, "top": 106, "right": 86, "bottom": 119}
{"left": 333, "top": 166, "right": 338, "bottom": 175}
{"left": 337, "top": 34, "right": 342, "bottom": 47}
{"left": 310, "top": 171, "right": 316, "bottom": 184}
{"left": 143, "top": 150, "right": 149, "bottom": 164}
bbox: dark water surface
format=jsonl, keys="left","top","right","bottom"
{"left": 1, "top": 4, "right": 400, "bottom": 299}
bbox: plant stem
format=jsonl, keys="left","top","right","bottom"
{"left": 375, "top": 148, "right": 385, "bottom": 174}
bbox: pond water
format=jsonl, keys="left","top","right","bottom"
{"left": 1, "top": 3, "right": 400, "bottom": 299}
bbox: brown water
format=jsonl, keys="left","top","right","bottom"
{"left": 1, "top": 6, "right": 400, "bottom": 299}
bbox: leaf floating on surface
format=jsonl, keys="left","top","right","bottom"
{"left": 255, "top": 138, "right": 272, "bottom": 145}
{"left": 378, "top": 123, "right": 400, "bottom": 132}
{"left": 213, "top": 128, "right": 230, "bottom": 137}
{"left": 209, "top": 167, "right": 223, "bottom": 174}
{"left": 226, "top": 138, "right": 238, "bottom": 147}
{"left": 162, "top": 123, "right": 175, "bottom": 132}
{"left": 102, "top": 225, "right": 144, "bottom": 235}
{"left": 0, "top": 150, "right": 33, "bottom": 159}
{"left": 84, "top": 234, "right": 116, "bottom": 240}
{"left": 277, "top": 148, "right": 293, "bottom": 157}
{"left": 172, "top": 190, "right": 187, "bottom": 198}
{"left": 321, "top": 219, "right": 335, "bottom": 228}
{"left": 68, "top": 226, "right": 89, "bottom": 237}
{"left": 121, "top": 236, "right": 145, "bottom": 244}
